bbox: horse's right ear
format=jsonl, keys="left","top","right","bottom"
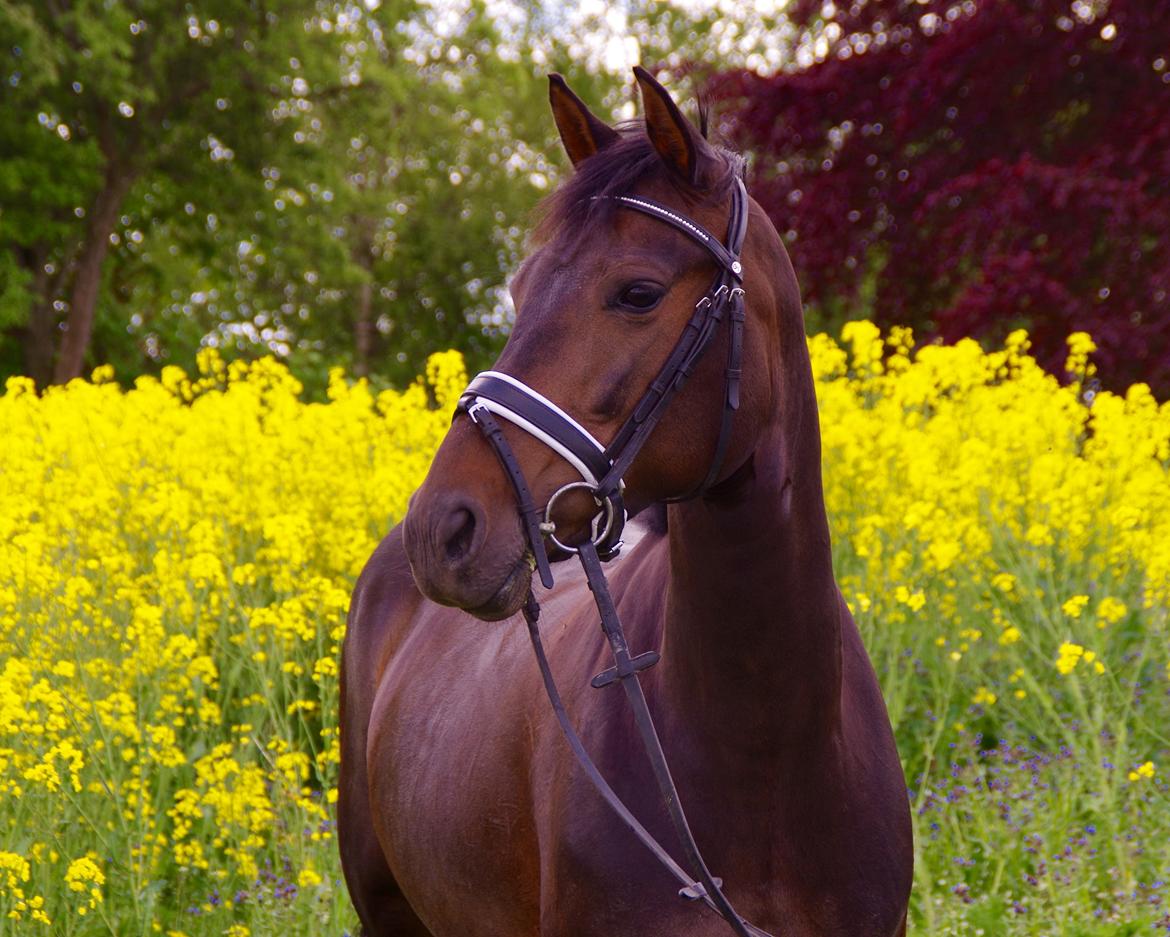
{"left": 549, "top": 74, "right": 619, "bottom": 168}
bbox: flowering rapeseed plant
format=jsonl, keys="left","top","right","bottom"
{"left": 0, "top": 328, "right": 1167, "bottom": 934}
{"left": 1, "top": 350, "right": 465, "bottom": 933}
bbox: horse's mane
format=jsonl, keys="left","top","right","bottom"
{"left": 533, "top": 120, "right": 745, "bottom": 246}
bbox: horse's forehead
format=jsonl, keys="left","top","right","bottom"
{"left": 514, "top": 206, "right": 704, "bottom": 304}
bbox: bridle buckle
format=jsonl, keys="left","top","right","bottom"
{"left": 694, "top": 284, "right": 731, "bottom": 315}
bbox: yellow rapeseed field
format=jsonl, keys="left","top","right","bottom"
{"left": 1, "top": 328, "right": 1167, "bottom": 934}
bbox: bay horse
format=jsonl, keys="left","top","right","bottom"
{"left": 338, "top": 68, "right": 912, "bottom": 936}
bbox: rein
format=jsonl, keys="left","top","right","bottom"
{"left": 457, "top": 178, "right": 775, "bottom": 937}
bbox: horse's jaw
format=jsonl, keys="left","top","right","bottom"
{"left": 460, "top": 553, "right": 534, "bottom": 622}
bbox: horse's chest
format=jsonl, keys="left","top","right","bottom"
{"left": 363, "top": 609, "right": 909, "bottom": 937}
{"left": 538, "top": 743, "right": 910, "bottom": 937}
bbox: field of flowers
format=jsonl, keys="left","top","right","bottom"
{"left": 1, "top": 327, "right": 1167, "bottom": 935}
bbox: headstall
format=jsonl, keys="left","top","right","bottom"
{"left": 456, "top": 177, "right": 775, "bottom": 937}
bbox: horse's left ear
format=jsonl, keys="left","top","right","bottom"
{"left": 549, "top": 73, "right": 620, "bottom": 168}
{"left": 634, "top": 65, "right": 715, "bottom": 188}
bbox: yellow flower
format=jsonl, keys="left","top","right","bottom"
{"left": 991, "top": 572, "right": 1017, "bottom": 593}
{"left": 1065, "top": 331, "right": 1098, "bottom": 378}
{"left": 1061, "top": 595, "right": 1090, "bottom": 618}
{"left": 1025, "top": 523, "right": 1054, "bottom": 547}
{"left": 1055, "top": 642, "right": 1085, "bottom": 675}
{"left": 999, "top": 626, "right": 1022, "bottom": 645}
{"left": 1127, "top": 761, "right": 1156, "bottom": 782}
{"left": 0, "top": 851, "right": 31, "bottom": 890}
{"left": 928, "top": 539, "right": 962, "bottom": 571}
{"left": 894, "top": 585, "right": 926, "bottom": 611}
{"left": 972, "top": 687, "right": 997, "bottom": 707}
{"left": 1095, "top": 596, "right": 1127, "bottom": 627}
{"left": 64, "top": 857, "right": 104, "bottom": 913}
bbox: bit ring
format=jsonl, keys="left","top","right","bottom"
{"left": 542, "top": 481, "right": 617, "bottom": 554}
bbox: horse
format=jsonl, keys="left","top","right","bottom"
{"left": 338, "top": 67, "right": 913, "bottom": 936}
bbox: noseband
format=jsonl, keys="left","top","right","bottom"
{"left": 456, "top": 178, "right": 774, "bottom": 937}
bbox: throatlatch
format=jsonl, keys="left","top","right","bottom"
{"left": 457, "top": 178, "right": 775, "bottom": 937}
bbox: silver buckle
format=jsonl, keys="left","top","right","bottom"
{"left": 694, "top": 284, "right": 730, "bottom": 314}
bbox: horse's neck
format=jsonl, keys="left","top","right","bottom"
{"left": 659, "top": 353, "right": 843, "bottom": 752}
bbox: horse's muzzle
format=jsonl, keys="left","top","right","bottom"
{"left": 402, "top": 489, "right": 531, "bottom": 621}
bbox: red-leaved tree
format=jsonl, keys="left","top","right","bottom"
{"left": 713, "top": 0, "right": 1170, "bottom": 394}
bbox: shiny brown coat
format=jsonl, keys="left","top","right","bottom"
{"left": 338, "top": 69, "right": 913, "bottom": 937}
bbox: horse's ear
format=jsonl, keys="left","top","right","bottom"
{"left": 634, "top": 65, "right": 713, "bottom": 188}
{"left": 549, "top": 73, "right": 619, "bottom": 168}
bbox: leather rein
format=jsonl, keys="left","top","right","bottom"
{"left": 456, "top": 178, "right": 775, "bottom": 937}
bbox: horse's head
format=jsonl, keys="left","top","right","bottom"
{"left": 402, "top": 68, "right": 803, "bottom": 620}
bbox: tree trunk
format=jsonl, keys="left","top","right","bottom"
{"left": 354, "top": 279, "right": 374, "bottom": 378}
{"left": 24, "top": 265, "right": 55, "bottom": 386}
{"left": 53, "top": 162, "right": 135, "bottom": 383}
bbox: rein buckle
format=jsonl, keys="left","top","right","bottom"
{"left": 590, "top": 650, "right": 661, "bottom": 689}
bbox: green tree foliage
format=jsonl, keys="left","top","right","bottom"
{"left": 0, "top": 0, "right": 564, "bottom": 389}
{"left": 2, "top": 0, "right": 382, "bottom": 383}
{"left": 1, "top": 1, "right": 772, "bottom": 390}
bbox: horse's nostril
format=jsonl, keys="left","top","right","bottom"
{"left": 442, "top": 507, "right": 478, "bottom": 563}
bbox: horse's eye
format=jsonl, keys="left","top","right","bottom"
{"left": 616, "top": 282, "right": 664, "bottom": 313}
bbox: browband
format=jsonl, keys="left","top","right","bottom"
{"left": 613, "top": 188, "right": 746, "bottom": 281}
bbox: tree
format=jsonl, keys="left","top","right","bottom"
{"left": 0, "top": 0, "right": 412, "bottom": 384}
{"left": 2, "top": 1, "right": 798, "bottom": 389}
{"left": 0, "top": 0, "right": 570, "bottom": 389}
{"left": 287, "top": 0, "right": 563, "bottom": 385}
{"left": 714, "top": 0, "right": 1170, "bottom": 394}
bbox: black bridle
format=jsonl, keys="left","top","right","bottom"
{"left": 456, "top": 177, "right": 774, "bottom": 937}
